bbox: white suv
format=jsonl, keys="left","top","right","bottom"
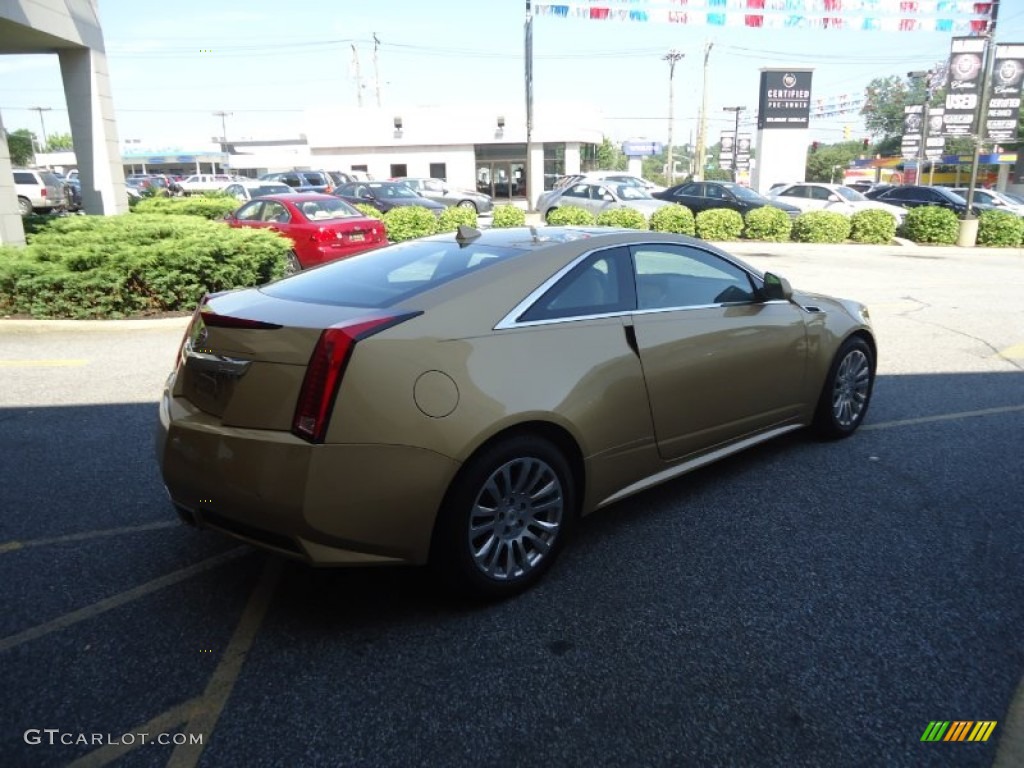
{"left": 13, "top": 169, "right": 68, "bottom": 216}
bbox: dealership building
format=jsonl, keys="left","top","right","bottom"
{"left": 39, "top": 102, "right": 607, "bottom": 205}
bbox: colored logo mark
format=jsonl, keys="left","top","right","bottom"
{"left": 921, "top": 721, "right": 997, "bottom": 742}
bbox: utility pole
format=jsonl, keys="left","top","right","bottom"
{"left": 907, "top": 70, "right": 935, "bottom": 186}
{"left": 962, "top": 0, "right": 1001, "bottom": 243}
{"left": 373, "top": 33, "right": 382, "bottom": 107}
{"left": 663, "top": 50, "right": 685, "bottom": 186}
{"left": 213, "top": 111, "right": 232, "bottom": 173}
{"left": 722, "top": 106, "right": 745, "bottom": 181}
{"left": 695, "top": 41, "right": 713, "bottom": 181}
{"left": 525, "top": 0, "right": 535, "bottom": 210}
{"left": 351, "top": 44, "right": 363, "bottom": 107}
{"left": 29, "top": 106, "right": 52, "bottom": 153}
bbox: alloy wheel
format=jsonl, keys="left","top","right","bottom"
{"left": 831, "top": 348, "right": 871, "bottom": 427}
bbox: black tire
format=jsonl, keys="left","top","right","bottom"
{"left": 457, "top": 200, "right": 477, "bottom": 212}
{"left": 17, "top": 197, "right": 32, "bottom": 217}
{"left": 431, "top": 435, "right": 575, "bottom": 598}
{"left": 544, "top": 207, "right": 557, "bottom": 223}
{"left": 813, "top": 335, "right": 875, "bottom": 439}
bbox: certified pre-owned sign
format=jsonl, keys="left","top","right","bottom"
{"left": 757, "top": 70, "right": 813, "bottom": 129}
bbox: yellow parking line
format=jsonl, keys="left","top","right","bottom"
{"left": 0, "top": 521, "right": 178, "bottom": 554}
{"left": 168, "top": 557, "right": 282, "bottom": 768}
{"left": 864, "top": 404, "right": 1024, "bottom": 431}
{"left": 0, "top": 359, "right": 88, "bottom": 367}
{"left": 67, "top": 697, "right": 203, "bottom": 768}
{"left": 0, "top": 548, "right": 248, "bottom": 653}
{"left": 999, "top": 344, "right": 1024, "bottom": 360}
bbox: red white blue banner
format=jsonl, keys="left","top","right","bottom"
{"left": 533, "top": 1, "right": 993, "bottom": 33}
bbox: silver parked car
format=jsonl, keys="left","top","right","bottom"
{"left": 396, "top": 177, "right": 494, "bottom": 214}
{"left": 221, "top": 180, "right": 295, "bottom": 202}
{"left": 538, "top": 180, "right": 674, "bottom": 223}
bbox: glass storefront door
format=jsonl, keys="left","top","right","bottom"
{"left": 475, "top": 161, "right": 527, "bottom": 201}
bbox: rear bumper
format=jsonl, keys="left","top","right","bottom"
{"left": 156, "top": 388, "right": 460, "bottom": 566}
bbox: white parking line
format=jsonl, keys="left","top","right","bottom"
{"left": 0, "top": 548, "right": 248, "bottom": 653}
{"left": 0, "top": 521, "right": 179, "bottom": 554}
{"left": 862, "top": 404, "right": 1024, "bottom": 431}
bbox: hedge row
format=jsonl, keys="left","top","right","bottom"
{"left": 0, "top": 214, "right": 288, "bottom": 319}
{"left": 542, "top": 204, "right": 901, "bottom": 244}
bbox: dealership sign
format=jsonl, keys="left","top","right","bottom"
{"left": 986, "top": 44, "right": 1024, "bottom": 142}
{"left": 757, "top": 70, "right": 813, "bottom": 129}
{"left": 942, "top": 36, "right": 986, "bottom": 137}
{"left": 621, "top": 140, "right": 663, "bottom": 156}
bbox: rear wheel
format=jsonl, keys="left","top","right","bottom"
{"left": 17, "top": 197, "right": 32, "bottom": 217}
{"left": 544, "top": 207, "right": 557, "bottom": 223}
{"left": 432, "top": 435, "right": 574, "bottom": 598}
{"left": 813, "top": 336, "right": 875, "bottom": 439}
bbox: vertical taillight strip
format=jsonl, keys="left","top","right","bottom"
{"left": 291, "top": 312, "right": 420, "bottom": 444}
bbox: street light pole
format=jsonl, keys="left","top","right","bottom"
{"left": 213, "top": 111, "right": 232, "bottom": 173}
{"left": 29, "top": 106, "right": 52, "bottom": 153}
{"left": 722, "top": 106, "right": 745, "bottom": 182}
{"left": 663, "top": 50, "right": 685, "bottom": 187}
{"left": 525, "top": 0, "right": 535, "bottom": 211}
{"left": 695, "top": 41, "right": 713, "bottom": 181}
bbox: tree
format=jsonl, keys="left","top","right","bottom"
{"left": 593, "top": 137, "right": 628, "bottom": 171}
{"left": 45, "top": 132, "right": 73, "bottom": 152}
{"left": 862, "top": 75, "right": 927, "bottom": 139}
{"left": 806, "top": 141, "right": 867, "bottom": 183}
{"left": 5, "top": 128, "right": 36, "bottom": 166}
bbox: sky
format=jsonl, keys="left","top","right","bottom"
{"left": 3, "top": 0, "right": 1024, "bottom": 151}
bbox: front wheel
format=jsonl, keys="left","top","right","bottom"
{"left": 813, "top": 336, "right": 875, "bottom": 439}
{"left": 457, "top": 200, "right": 477, "bottom": 212}
{"left": 432, "top": 435, "right": 574, "bottom": 598}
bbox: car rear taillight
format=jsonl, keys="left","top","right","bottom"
{"left": 41, "top": 189, "right": 47, "bottom": 198}
{"left": 292, "top": 313, "right": 418, "bottom": 443}
{"left": 310, "top": 228, "right": 336, "bottom": 243}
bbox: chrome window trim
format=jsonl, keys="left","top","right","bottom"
{"left": 493, "top": 240, "right": 773, "bottom": 331}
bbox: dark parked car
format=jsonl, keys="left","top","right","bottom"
{"left": 654, "top": 181, "right": 801, "bottom": 217}
{"left": 334, "top": 181, "right": 445, "bottom": 215}
{"left": 864, "top": 185, "right": 994, "bottom": 216}
{"left": 259, "top": 171, "right": 338, "bottom": 194}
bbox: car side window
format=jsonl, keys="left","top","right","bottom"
{"left": 705, "top": 185, "right": 727, "bottom": 200}
{"left": 563, "top": 183, "right": 589, "bottom": 199}
{"left": 518, "top": 246, "right": 634, "bottom": 322}
{"left": 425, "top": 180, "right": 444, "bottom": 193}
{"left": 676, "top": 182, "right": 701, "bottom": 197}
{"left": 807, "top": 186, "right": 833, "bottom": 201}
{"left": 236, "top": 202, "right": 263, "bottom": 221}
{"left": 631, "top": 244, "right": 757, "bottom": 310}
{"left": 261, "top": 202, "right": 289, "bottom": 223}
{"left": 778, "top": 186, "right": 801, "bottom": 198}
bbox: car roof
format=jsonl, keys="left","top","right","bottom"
{"left": 255, "top": 192, "right": 339, "bottom": 202}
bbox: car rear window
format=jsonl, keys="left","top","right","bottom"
{"left": 261, "top": 239, "right": 521, "bottom": 308}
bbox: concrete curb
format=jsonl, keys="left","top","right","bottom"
{"left": 0, "top": 316, "right": 191, "bottom": 331}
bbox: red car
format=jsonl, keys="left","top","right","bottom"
{"left": 223, "top": 193, "right": 387, "bottom": 273}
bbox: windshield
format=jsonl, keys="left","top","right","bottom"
{"left": 261, "top": 239, "right": 521, "bottom": 308}
{"left": 371, "top": 183, "right": 419, "bottom": 199}
{"left": 834, "top": 187, "right": 865, "bottom": 202}
{"left": 295, "top": 197, "right": 363, "bottom": 220}
{"left": 616, "top": 185, "right": 652, "bottom": 200}
{"left": 727, "top": 184, "right": 766, "bottom": 202}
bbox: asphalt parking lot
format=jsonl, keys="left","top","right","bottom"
{"left": 1, "top": 241, "right": 1022, "bottom": 767}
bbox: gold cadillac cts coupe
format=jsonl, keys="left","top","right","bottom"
{"left": 156, "top": 226, "right": 876, "bottom": 597}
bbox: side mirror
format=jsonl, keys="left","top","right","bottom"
{"left": 761, "top": 272, "right": 793, "bottom": 302}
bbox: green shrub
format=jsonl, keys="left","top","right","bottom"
{"left": 791, "top": 211, "right": 852, "bottom": 243}
{"left": 132, "top": 193, "right": 239, "bottom": 220}
{"left": 649, "top": 204, "right": 695, "bottom": 235}
{"left": 0, "top": 214, "right": 289, "bottom": 319}
{"left": 743, "top": 206, "right": 792, "bottom": 242}
{"left": 849, "top": 209, "right": 898, "bottom": 244}
{"left": 382, "top": 205, "right": 439, "bottom": 242}
{"left": 595, "top": 207, "right": 648, "bottom": 230}
{"left": 977, "top": 209, "right": 1023, "bottom": 247}
{"left": 354, "top": 203, "right": 383, "bottom": 219}
{"left": 694, "top": 208, "right": 744, "bottom": 240}
{"left": 437, "top": 205, "right": 479, "bottom": 232}
{"left": 490, "top": 204, "right": 526, "bottom": 228}
{"left": 901, "top": 206, "right": 959, "bottom": 244}
{"left": 545, "top": 205, "right": 596, "bottom": 226}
